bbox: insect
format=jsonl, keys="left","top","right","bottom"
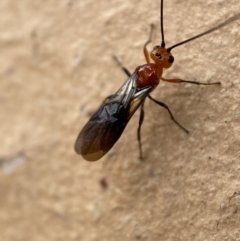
{"left": 75, "top": 0, "right": 237, "bottom": 161}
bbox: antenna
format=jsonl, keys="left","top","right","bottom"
{"left": 167, "top": 12, "right": 240, "bottom": 52}
{"left": 160, "top": 0, "right": 165, "bottom": 48}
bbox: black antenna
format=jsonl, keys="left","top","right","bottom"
{"left": 167, "top": 13, "right": 240, "bottom": 52}
{"left": 160, "top": 0, "right": 165, "bottom": 48}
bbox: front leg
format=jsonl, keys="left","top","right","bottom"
{"left": 160, "top": 77, "right": 221, "bottom": 85}
{"left": 143, "top": 24, "right": 154, "bottom": 64}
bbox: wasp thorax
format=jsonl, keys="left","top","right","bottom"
{"left": 150, "top": 46, "right": 174, "bottom": 69}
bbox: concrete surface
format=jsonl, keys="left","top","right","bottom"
{"left": 0, "top": 0, "right": 240, "bottom": 240}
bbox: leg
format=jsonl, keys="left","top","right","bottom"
{"left": 113, "top": 55, "right": 131, "bottom": 77}
{"left": 113, "top": 24, "right": 155, "bottom": 75}
{"left": 148, "top": 94, "right": 189, "bottom": 134}
{"left": 143, "top": 24, "right": 154, "bottom": 64}
{"left": 161, "top": 77, "right": 221, "bottom": 85}
{"left": 137, "top": 99, "right": 145, "bottom": 160}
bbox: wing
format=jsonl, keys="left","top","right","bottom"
{"left": 74, "top": 73, "right": 153, "bottom": 161}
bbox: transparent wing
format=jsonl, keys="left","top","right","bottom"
{"left": 74, "top": 73, "right": 153, "bottom": 161}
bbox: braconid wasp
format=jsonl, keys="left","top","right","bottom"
{"left": 75, "top": 0, "right": 238, "bottom": 161}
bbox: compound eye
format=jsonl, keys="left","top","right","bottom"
{"left": 168, "top": 56, "right": 174, "bottom": 63}
{"left": 155, "top": 53, "right": 162, "bottom": 59}
{"left": 153, "top": 45, "right": 160, "bottom": 50}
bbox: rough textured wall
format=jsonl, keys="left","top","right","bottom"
{"left": 0, "top": 0, "right": 240, "bottom": 240}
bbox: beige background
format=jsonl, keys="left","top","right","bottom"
{"left": 0, "top": 0, "right": 240, "bottom": 240}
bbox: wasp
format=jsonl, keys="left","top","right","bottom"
{"left": 75, "top": 0, "right": 238, "bottom": 161}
